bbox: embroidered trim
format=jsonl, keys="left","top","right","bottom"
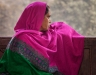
{"left": 7, "top": 37, "right": 49, "bottom": 72}
{"left": 49, "top": 66, "right": 59, "bottom": 73}
{"left": 6, "top": 37, "right": 60, "bottom": 73}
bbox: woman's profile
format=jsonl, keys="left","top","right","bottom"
{"left": 0, "top": 1, "right": 84, "bottom": 75}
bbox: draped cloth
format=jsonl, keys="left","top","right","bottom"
{"left": 0, "top": 1, "right": 84, "bottom": 75}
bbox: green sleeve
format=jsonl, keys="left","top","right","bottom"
{"left": 0, "top": 49, "right": 52, "bottom": 75}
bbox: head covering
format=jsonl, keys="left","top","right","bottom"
{"left": 12, "top": 1, "right": 84, "bottom": 75}
{"left": 14, "top": 1, "right": 46, "bottom": 31}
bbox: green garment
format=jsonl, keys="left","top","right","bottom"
{"left": 0, "top": 49, "right": 52, "bottom": 75}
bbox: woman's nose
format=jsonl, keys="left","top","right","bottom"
{"left": 49, "top": 19, "right": 51, "bottom": 23}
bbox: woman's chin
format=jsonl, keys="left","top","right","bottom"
{"left": 40, "top": 28, "right": 48, "bottom": 32}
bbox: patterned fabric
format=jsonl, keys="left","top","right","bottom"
{"left": 7, "top": 37, "right": 59, "bottom": 73}
{"left": 8, "top": 37, "right": 49, "bottom": 71}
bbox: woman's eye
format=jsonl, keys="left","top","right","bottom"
{"left": 47, "top": 16, "right": 50, "bottom": 18}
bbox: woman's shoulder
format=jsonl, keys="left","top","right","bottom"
{"left": 6, "top": 33, "right": 27, "bottom": 50}
{"left": 49, "top": 22, "right": 73, "bottom": 32}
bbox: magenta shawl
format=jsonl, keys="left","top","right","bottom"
{"left": 14, "top": 1, "right": 84, "bottom": 75}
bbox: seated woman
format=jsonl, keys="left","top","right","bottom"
{"left": 0, "top": 1, "right": 84, "bottom": 75}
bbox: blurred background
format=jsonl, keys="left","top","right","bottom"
{"left": 0, "top": 0, "right": 96, "bottom": 37}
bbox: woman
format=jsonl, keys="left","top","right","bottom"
{"left": 0, "top": 1, "right": 84, "bottom": 75}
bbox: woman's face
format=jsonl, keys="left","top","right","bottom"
{"left": 40, "top": 11, "right": 51, "bottom": 31}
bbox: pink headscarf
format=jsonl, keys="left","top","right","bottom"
{"left": 13, "top": 1, "right": 84, "bottom": 75}
{"left": 14, "top": 1, "right": 46, "bottom": 31}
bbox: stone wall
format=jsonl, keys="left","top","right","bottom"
{"left": 0, "top": 0, "right": 96, "bottom": 36}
